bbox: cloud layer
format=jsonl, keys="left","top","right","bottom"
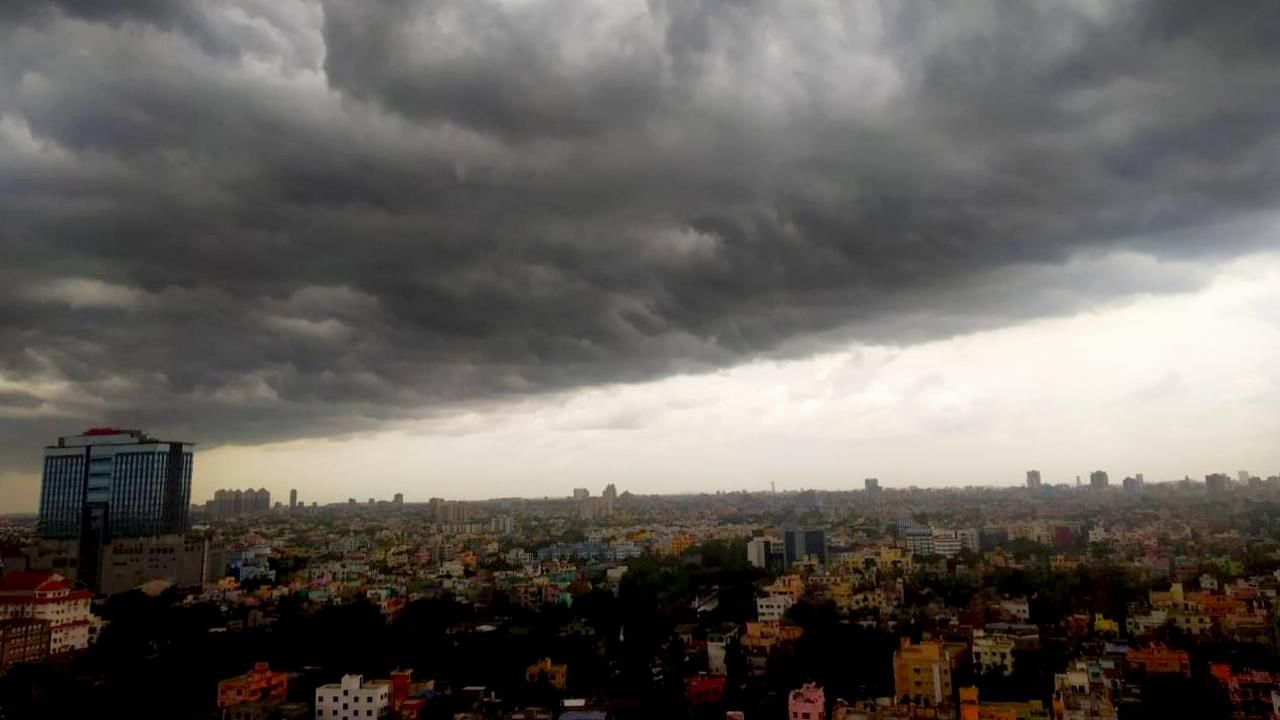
{"left": 2, "top": 0, "right": 1279, "bottom": 472}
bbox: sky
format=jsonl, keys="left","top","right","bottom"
{"left": 2, "top": 1, "right": 1279, "bottom": 508}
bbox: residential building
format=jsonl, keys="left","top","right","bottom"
{"left": 289, "top": 489, "right": 297, "bottom": 508}
{"left": 757, "top": 594, "right": 795, "bottom": 622}
{"left": 0, "top": 571, "right": 92, "bottom": 654}
{"left": 685, "top": 673, "right": 726, "bottom": 705}
{"left": 960, "top": 687, "right": 1050, "bottom": 720}
{"left": 1206, "top": 473, "right": 1231, "bottom": 494}
{"left": 37, "top": 428, "right": 194, "bottom": 591}
{"left": 1052, "top": 661, "right": 1117, "bottom": 720}
{"left": 315, "top": 674, "right": 390, "bottom": 720}
{"left": 789, "top": 682, "right": 826, "bottom": 720}
{"left": 210, "top": 488, "right": 271, "bottom": 519}
{"left": 218, "top": 662, "right": 289, "bottom": 708}
{"left": 893, "top": 639, "right": 954, "bottom": 706}
{"left": 1026, "top": 471, "right": 1042, "bottom": 490}
{"left": 525, "top": 657, "right": 567, "bottom": 690}
{"left": 0, "top": 618, "right": 50, "bottom": 673}
{"left": 1125, "top": 644, "right": 1190, "bottom": 677}
{"left": 1089, "top": 471, "right": 1109, "bottom": 490}
{"left": 865, "top": 478, "right": 881, "bottom": 492}
{"left": 972, "top": 631, "right": 1015, "bottom": 676}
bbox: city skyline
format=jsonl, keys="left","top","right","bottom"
{"left": 2, "top": 1, "right": 1280, "bottom": 508}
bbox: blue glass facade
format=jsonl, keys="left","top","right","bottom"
{"left": 37, "top": 432, "right": 194, "bottom": 541}
{"left": 37, "top": 454, "right": 86, "bottom": 538}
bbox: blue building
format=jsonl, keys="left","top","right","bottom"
{"left": 38, "top": 428, "right": 194, "bottom": 590}
{"left": 783, "top": 527, "right": 827, "bottom": 567}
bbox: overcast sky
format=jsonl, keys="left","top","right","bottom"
{"left": 2, "top": 1, "right": 1279, "bottom": 508}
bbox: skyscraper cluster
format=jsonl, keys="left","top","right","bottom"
{"left": 206, "top": 488, "right": 271, "bottom": 520}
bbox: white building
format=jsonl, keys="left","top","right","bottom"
{"left": 747, "top": 538, "right": 771, "bottom": 569}
{"left": 0, "top": 571, "right": 93, "bottom": 654}
{"left": 315, "top": 675, "right": 389, "bottom": 720}
{"left": 756, "top": 594, "right": 795, "bottom": 622}
{"left": 972, "top": 631, "right": 1016, "bottom": 676}
{"left": 931, "top": 530, "right": 962, "bottom": 558}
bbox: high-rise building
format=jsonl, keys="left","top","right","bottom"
{"left": 572, "top": 488, "right": 590, "bottom": 500}
{"left": 210, "top": 488, "right": 270, "bottom": 520}
{"left": 289, "top": 489, "right": 297, "bottom": 509}
{"left": 393, "top": 492, "right": 404, "bottom": 505}
{"left": 783, "top": 528, "right": 827, "bottom": 567}
{"left": 38, "top": 428, "right": 194, "bottom": 591}
{"left": 1123, "top": 474, "right": 1145, "bottom": 494}
{"left": 746, "top": 538, "right": 771, "bottom": 569}
{"left": 894, "top": 638, "right": 954, "bottom": 706}
{"left": 1206, "top": 473, "right": 1231, "bottom": 494}
{"left": 602, "top": 483, "right": 618, "bottom": 501}
{"left": 1026, "top": 470, "right": 1042, "bottom": 489}
{"left": 1089, "top": 470, "right": 1109, "bottom": 490}
{"left": 865, "top": 478, "right": 881, "bottom": 492}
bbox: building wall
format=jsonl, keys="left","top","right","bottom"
{"left": 315, "top": 676, "right": 390, "bottom": 720}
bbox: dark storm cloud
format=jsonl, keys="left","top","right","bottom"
{"left": 1, "top": 0, "right": 1279, "bottom": 469}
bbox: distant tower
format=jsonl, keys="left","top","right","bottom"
{"left": 393, "top": 492, "right": 404, "bottom": 505}
{"left": 289, "top": 488, "right": 297, "bottom": 509}
{"left": 771, "top": 482, "right": 776, "bottom": 494}
{"left": 1089, "top": 471, "right": 1109, "bottom": 490}
{"left": 864, "top": 478, "right": 881, "bottom": 493}
{"left": 1025, "top": 470, "right": 1042, "bottom": 490}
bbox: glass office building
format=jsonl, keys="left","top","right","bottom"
{"left": 37, "top": 429, "right": 194, "bottom": 589}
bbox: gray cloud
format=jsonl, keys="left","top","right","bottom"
{"left": 1, "top": 0, "right": 1279, "bottom": 474}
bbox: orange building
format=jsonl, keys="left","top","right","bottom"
{"left": 893, "top": 638, "right": 954, "bottom": 706}
{"left": 217, "top": 662, "right": 289, "bottom": 707}
{"left": 1125, "top": 644, "right": 1190, "bottom": 677}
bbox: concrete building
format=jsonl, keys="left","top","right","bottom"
{"left": 865, "top": 478, "right": 881, "bottom": 492}
{"left": 218, "top": 662, "right": 289, "bottom": 708}
{"left": 1206, "top": 473, "right": 1231, "bottom": 493}
{"left": 315, "top": 674, "right": 390, "bottom": 720}
{"left": 99, "top": 535, "right": 221, "bottom": 595}
{"left": 572, "top": 488, "right": 590, "bottom": 500}
{"left": 789, "top": 682, "right": 826, "bottom": 720}
{"left": 289, "top": 489, "right": 297, "bottom": 509}
{"left": 38, "top": 428, "right": 194, "bottom": 591}
{"left": 1125, "top": 644, "right": 1190, "bottom": 677}
{"left": 1088, "top": 471, "right": 1109, "bottom": 490}
{"left": 210, "top": 488, "right": 270, "bottom": 520}
{"left": 0, "top": 618, "right": 50, "bottom": 673}
{"left": 893, "top": 639, "right": 954, "bottom": 706}
{"left": 757, "top": 594, "right": 795, "bottom": 622}
{"left": 0, "top": 571, "right": 92, "bottom": 654}
{"left": 972, "top": 631, "right": 1016, "bottom": 676}
{"left": 1026, "top": 470, "right": 1042, "bottom": 490}
{"left": 747, "top": 538, "right": 772, "bottom": 569}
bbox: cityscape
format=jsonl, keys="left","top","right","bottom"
{"left": 1, "top": 427, "right": 1280, "bottom": 718}
{"left": 4, "top": 1, "right": 1280, "bottom": 719}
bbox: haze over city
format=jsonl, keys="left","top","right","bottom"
{"left": 2, "top": 0, "right": 1280, "bottom": 508}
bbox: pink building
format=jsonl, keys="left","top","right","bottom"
{"left": 789, "top": 682, "right": 825, "bottom": 720}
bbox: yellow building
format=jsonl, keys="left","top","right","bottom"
{"left": 525, "top": 658, "right": 567, "bottom": 690}
{"left": 893, "top": 638, "right": 954, "bottom": 706}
